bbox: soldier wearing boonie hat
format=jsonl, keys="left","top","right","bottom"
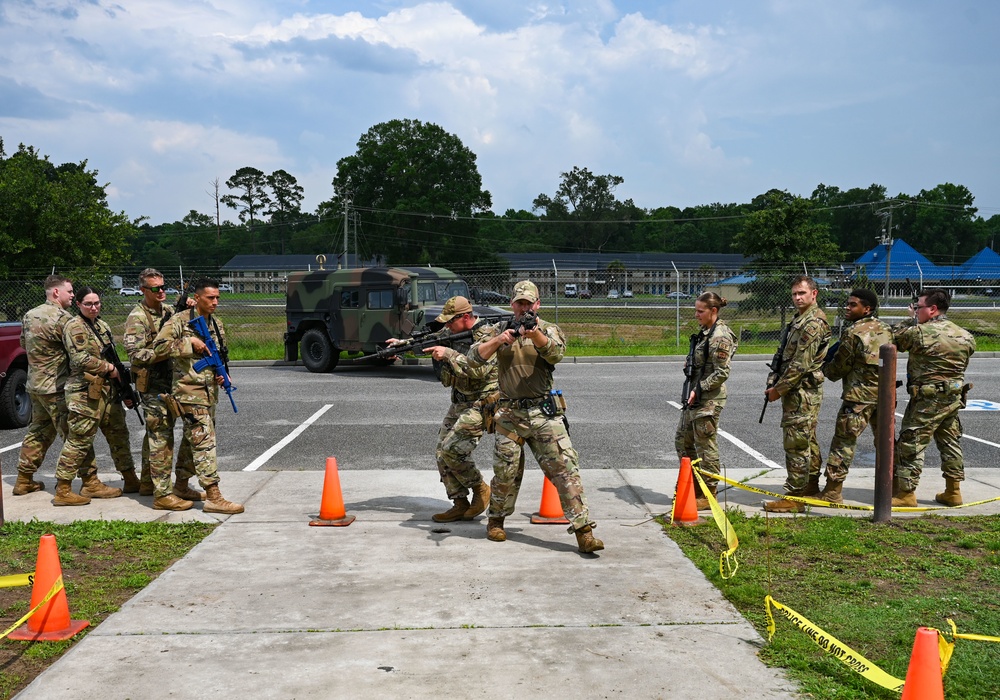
{"left": 423, "top": 296, "right": 497, "bottom": 523}
{"left": 465, "top": 279, "right": 604, "bottom": 554}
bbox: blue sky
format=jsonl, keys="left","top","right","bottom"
{"left": 2, "top": 0, "right": 998, "bottom": 225}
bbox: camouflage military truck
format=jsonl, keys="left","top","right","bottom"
{"left": 285, "top": 266, "right": 510, "bottom": 373}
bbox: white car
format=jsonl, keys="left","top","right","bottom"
{"left": 118, "top": 287, "right": 141, "bottom": 296}
{"left": 622, "top": 289, "right": 634, "bottom": 298}
{"left": 607, "top": 290, "right": 620, "bottom": 299}
{"left": 219, "top": 284, "right": 234, "bottom": 292}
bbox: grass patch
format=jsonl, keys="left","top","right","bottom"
{"left": 0, "top": 520, "right": 216, "bottom": 699}
{"left": 662, "top": 512, "right": 1000, "bottom": 699}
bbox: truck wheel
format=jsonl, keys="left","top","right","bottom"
{"left": 0, "top": 367, "right": 31, "bottom": 429}
{"left": 300, "top": 329, "right": 340, "bottom": 373}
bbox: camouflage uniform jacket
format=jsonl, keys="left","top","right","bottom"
{"left": 437, "top": 323, "right": 499, "bottom": 403}
{"left": 152, "top": 308, "right": 227, "bottom": 407}
{"left": 123, "top": 301, "right": 175, "bottom": 395}
{"left": 893, "top": 315, "right": 975, "bottom": 394}
{"left": 20, "top": 299, "right": 73, "bottom": 395}
{"left": 823, "top": 315, "right": 893, "bottom": 404}
{"left": 468, "top": 317, "right": 565, "bottom": 400}
{"left": 62, "top": 316, "right": 119, "bottom": 416}
{"left": 773, "top": 303, "right": 830, "bottom": 397}
{"left": 691, "top": 319, "right": 738, "bottom": 403}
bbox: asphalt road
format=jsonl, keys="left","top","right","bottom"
{"left": 3, "top": 357, "right": 998, "bottom": 476}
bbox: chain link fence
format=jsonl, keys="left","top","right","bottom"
{"left": 3, "top": 262, "right": 998, "bottom": 358}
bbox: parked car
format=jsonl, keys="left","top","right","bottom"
{"left": 607, "top": 289, "right": 620, "bottom": 299}
{"left": 0, "top": 322, "right": 30, "bottom": 428}
{"left": 165, "top": 287, "right": 180, "bottom": 295}
{"left": 578, "top": 289, "right": 592, "bottom": 299}
{"left": 119, "top": 287, "right": 141, "bottom": 296}
{"left": 622, "top": 289, "right": 634, "bottom": 298}
{"left": 666, "top": 291, "right": 691, "bottom": 299}
{"left": 219, "top": 284, "right": 234, "bottom": 292}
{"left": 475, "top": 290, "right": 510, "bottom": 305}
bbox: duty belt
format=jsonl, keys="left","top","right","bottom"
{"left": 499, "top": 396, "right": 546, "bottom": 409}
{"left": 909, "top": 380, "right": 963, "bottom": 397}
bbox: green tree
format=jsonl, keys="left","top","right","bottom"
{"left": 0, "top": 138, "right": 137, "bottom": 278}
{"left": 532, "top": 166, "right": 631, "bottom": 252}
{"left": 902, "top": 183, "right": 978, "bottom": 265}
{"left": 810, "top": 183, "right": 887, "bottom": 257}
{"left": 326, "top": 119, "right": 493, "bottom": 264}
{"left": 221, "top": 167, "right": 271, "bottom": 227}
{"left": 732, "top": 189, "right": 841, "bottom": 317}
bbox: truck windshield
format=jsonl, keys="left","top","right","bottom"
{"left": 417, "top": 280, "right": 470, "bottom": 303}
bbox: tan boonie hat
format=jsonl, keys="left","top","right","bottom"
{"left": 512, "top": 280, "right": 539, "bottom": 303}
{"left": 435, "top": 296, "right": 474, "bottom": 323}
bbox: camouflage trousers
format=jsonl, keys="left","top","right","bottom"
{"left": 894, "top": 393, "right": 964, "bottom": 491}
{"left": 490, "top": 405, "right": 591, "bottom": 531}
{"left": 55, "top": 397, "right": 135, "bottom": 482}
{"left": 17, "top": 391, "right": 97, "bottom": 477}
{"left": 824, "top": 401, "right": 878, "bottom": 483}
{"left": 674, "top": 400, "right": 724, "bottom": 489}
{"left": 142, "top": 393, "right": 196, "bottom": 498}
{"left": 178, "top": 403, "right": 221, "bottom": 488}
{"left": 436, "top": 401, "right": 488, "bottom": 500}
{"left": 780, "top": 385, "right": 824, "bottom": 493}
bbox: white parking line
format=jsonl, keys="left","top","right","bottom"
{"left": 894, "top": 412, "right": 1000, "bottom": 448}
{"left": 1, "top": 443, "right": 21, "bottom": 454}
{"left": 668, "top": 400, "right": 783, "bottom": 470}
{"left": 243, "top": 404, "right": 333, "bottom": 472}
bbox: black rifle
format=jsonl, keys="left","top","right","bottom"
{"left": 505, "top": 310, "right": 538, "bottom": 335}
{"left": 100, "top": 344, "right": 144, "bottom": 425}
{"left": 681, "top": 323, "right": 715, "bottom": 410}
{"left": 360, "top": 316, "right": 510, "bottom": 362}
{"left": 759, "top": 322, "right": 792, "bottom": 424}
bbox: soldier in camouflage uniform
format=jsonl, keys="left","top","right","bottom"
{"left": 420, "top": 296, "right": 496, "bottom": 522}
{"left": 467, "top": 280, "right": 603, "bottom": 554}
{"left": 53, "top": 288, "right": 136, "bottom": 505}
{"left": 818, "top": 289, "right": 893, "bottom": 503}
{"left": 674, "top": 292, "right": 738, "bottom": 510}
{"left": 123, "top": 268, "right": 200, "bottom": 511}
{"left": 891, "top": 288, "right": 976, "bottom": 508}
{"left": 14, "top": 275, "right": 97, "bottom": 496}
{"left": 763, "top": 276, "right": 831, "bottom": 513}
{"left": 151, "top": 278, "right": 244, "bottom": 514}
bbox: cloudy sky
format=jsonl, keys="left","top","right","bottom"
{"left": 2, "top": 0, "right": 998, "bottom": 225}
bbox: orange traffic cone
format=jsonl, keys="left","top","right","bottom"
{"left": 531, "top": 476, "right": 570, "bottom": 524}
{"left": 309, "top": 457, "right": 356, "bottom": 527}
{"left": 671, "top": 457, "right": 702, "bottom": 527}
{"left": 8, "top": 533, "right": 90, "bottom": 641}
{"left": 900, "top": 627, "right": 945, "bottom": 700}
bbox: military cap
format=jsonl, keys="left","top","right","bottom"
{"left": 436, "top": 296, "right": 474, "bottom": 323}
{"left": 512, "top": 280, "right": 539, "bottom": 303}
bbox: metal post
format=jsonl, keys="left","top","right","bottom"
{"left": 670, "top": 261, "right": 680, "bottom": 346}
{"left": 552, "top": 259, "right": 559, "bottom": 324}
{"left": 874, "top": 343, "right": 897, "bottom": 523}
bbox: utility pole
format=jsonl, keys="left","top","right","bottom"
{"left": 876, "top": 201, "right": 901, "bottom": 305}
{"left": 342, "top": 198, "right": 351, "bottom": 269}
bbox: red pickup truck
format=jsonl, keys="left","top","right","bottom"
{"left": 0, "top": 322, "right": 30, "bottom": 429}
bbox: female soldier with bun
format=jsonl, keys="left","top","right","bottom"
{"left": 674, "top": 292, "right": 738, "bottom": 510}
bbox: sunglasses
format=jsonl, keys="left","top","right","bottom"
{"left": 142, "top": 285, "right": 166, "bottom": 293}
{"left": 80, "top": 301, "right": 101, "bottom": 308}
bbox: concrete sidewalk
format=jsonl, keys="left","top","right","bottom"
{"left": 4, "top": 467, "right": 999, "bottom": 699}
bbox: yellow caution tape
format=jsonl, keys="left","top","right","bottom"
{"left": 947, "top": 619, "right": 1000, "bottom": 646}
{"left": 765, "top": 596, "right": 906, "bottom": 692}
{"left": 690, "top": 464, "right": 739, "bottom": 579}
{"left": 701, "top": 469, "right": 1000, "bottom": 512}
{"left": 0, "top": 572, "right": 34, "bottom": 589}
{"left": 0, "top": 575, "right": 65, "bottom": 641}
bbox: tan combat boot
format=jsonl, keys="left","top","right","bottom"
{"left": 935, "top": 478, "right": 963, "bottom": 507}
{"left": 695, "top": 483, "right": 717, "bottom": 511}
{"left": 487, "top": 517, "right": 506, "bottom": 542}
{"left": 80, "top": 474, "right": 123, "bottom": 499}
{"left": 203, "top": 484, "right": 244, "bottom": 514}
{"left": 173, "top": 478, "right": 205, "bottom": 501}
{"left": 121, "top": 469, "right": 141, "bottom": 493}
{"left": 432, "top": 497, "right": 471, "bottom": 523}
{"left": 801, "top": 475, "right": 821, "bottom": 497}
{"left": 463, "top": 480, "right": 491, "bottom": 519}
{"left": 12, "top": 473, "right": 45, "bottom": 495}
{"left": 819, "top": 481, "right": 844, "bottom": 504}
{"left": 574, "top": 524, "right": 605, "bottom": 553}
{"left": 763, "top": 498, "right": 806, "bottom": 513}
{"left": 891, "top": 491, "right": 917, "bottom": 508}
{"left": 153, "top": 494, "right": 194, "bottom": 511}
{"left": 53, "top": 479, "right": 91, "bottom": 506}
